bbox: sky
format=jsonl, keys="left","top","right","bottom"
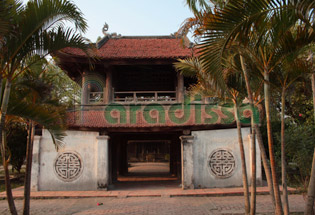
{"left": 72, "top": 0, "right": 194, "bottom": 42}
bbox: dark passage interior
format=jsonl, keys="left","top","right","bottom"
{"left": 127, "top": 140, "right": 170, "bottom": 175}
{"left": 109, "top": 132, "right": 182, "bottom": 190}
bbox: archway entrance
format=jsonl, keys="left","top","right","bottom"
{"left": 109, "top": 132, "right": 181, "bottom": 190}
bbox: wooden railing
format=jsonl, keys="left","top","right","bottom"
{"left": 88, "top": 92, "right": 104, "bottom": 103}
{"left": 113, "top": 91, "right": 177, "bottom": 103}
{"left": 86, "top": 90, "right": 219, "bottom": 105}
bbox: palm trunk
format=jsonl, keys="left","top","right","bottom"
{"left": 281, "top": 88, "right": 289, "bottom": 215}
{"left": 250, "top": 120, "right": 256, "bottom": 215}
{"left": 240, "top": 55, "right": 256, "bottom": 214}
{"left": 255, "top": 123, "right": 275, "bottom": 207}
{"left": 312, "top": 73, "right": 315, "bottom": 122}
{"left": 305, "top": 73, "right": 315, "bottom": 215}
{"left": 264, "top": 69, "right": 283, "bottom": 215}
{"left": 23, "top": 120, "right": 35, "bottom": 215}
{"left": 305, "top": 151, "right": 315, "bottom": 215}
{"left": 240, "top": 55, "right": 276, "bottom": 206}
{"left": 0, "top": 80, "right": 17, "bottom": 215}
{"left": 234, "top": 100, "right": 250, "bottom": 214}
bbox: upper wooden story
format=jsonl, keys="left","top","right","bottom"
{"left": 54, "top": 35, "right": 195, "bottom": 105}
{"left": 54, "top": 35, "right": 254, "bottom": 130}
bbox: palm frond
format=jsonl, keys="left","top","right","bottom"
{"left": 0, "top": 0, "right": 22, "bottom": 37}
{"left": 2, "top": 0, "right": 90, "bottom": 77}
{"left": 174, "top": 57, "right": 227, "bottom": 97}
{"left": 186, "top": 0, "right": 212, "bottom": 14}
{"left": 11, "top": 27, "right": 92, "bottom": 79}
{"left": 7, "top": 98, "right": 66, "bottom": 149}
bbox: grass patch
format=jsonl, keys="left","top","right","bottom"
{"left": 0, "top": 165, "right": 25, "bottom": 192}
{"left": 0, "top": 177, "right": 25, "bottom": 192}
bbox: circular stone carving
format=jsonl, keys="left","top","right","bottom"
{"left": 208, "top": 149, "right": 235, "bottom": 178}
{"left": 54, "top": 152, "right": 83, "bottom": 182}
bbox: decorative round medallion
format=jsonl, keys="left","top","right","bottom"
{"left": 54, "top": 152, "right": 83, "bottom": 182}
{"left": 208, "top": 149, "right": 235, "bottom": 178}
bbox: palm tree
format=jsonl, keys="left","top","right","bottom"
{"left": 183, "top": 0, "right": 315, "bottom": 214}
{"left": 12, "top": 57, "right": 69, "bottom": 215}
{"left": 183, "top": 1, "right": 273, "bottom": 212}
{"left": 3, "top": 84, "right": 67, "bottom": 215}
{"left": 239, "top": 53, "right": 276, "bottom": 208}
{"left": 305, "top": 48, "right": 315, "bottom": 215}
{"left": 0, "top": 0, "right": 90, "bottom": 214}
{"left": 271, "top": 55, "right": 308, "bottom": 215}
{"left": 174, "top": 56, "right": 251, "bottom": 214}
{"left": 3, "top": 66, "right": 69, "bottom": 215}
{"left": 239, "top": 55, "right": 257, "bottom": 214}
{"left": 182, "top": 1, "right": 276, "bottom": 212}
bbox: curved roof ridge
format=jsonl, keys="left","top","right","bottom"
{"left": 97, "top": 35, "right": 180, "bottom": 49}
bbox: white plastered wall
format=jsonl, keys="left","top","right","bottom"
{"left": 31, "top": 129, "right": 108, "bottom": 191}
{"left": 191, "top": 128, "right": 262, "bottom": 188}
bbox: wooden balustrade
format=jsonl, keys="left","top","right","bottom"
{"left": 113, "top": 91, "right": 177, "bottom": 103}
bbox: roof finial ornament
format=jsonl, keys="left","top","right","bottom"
{"left": 102, "top": 23, "right": 109, "bottom": 35}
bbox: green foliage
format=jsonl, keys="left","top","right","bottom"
{"left": 6, "top": 121, "right": 27, "bottom": 173}
{"left": 261, "top": 118, "right": 315, "bottom": 191}
{"left": 45, "top": 62, "right": 81, "bottom": 107}
{"left": 287, "top": 81, "right": 314, "bottom": 125}
{"left": 283, "top": 124, "right": 315, "bottom": 191}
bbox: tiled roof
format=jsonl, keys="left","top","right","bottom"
{"left": 61, "top": 36, "right": 193, "bottom": 59}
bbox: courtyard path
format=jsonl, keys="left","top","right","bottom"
{"left": 0, "top": 195, "right": 305, "bottom": 215}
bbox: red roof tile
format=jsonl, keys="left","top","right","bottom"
{"left": 65, "top": 105, "right": 253, "bottom": 129}
{"left": 61, "top": 36, "right": 193, "bottom": 59}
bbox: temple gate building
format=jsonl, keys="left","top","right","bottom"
{"left": 31, "top": 34, "right": 262, "bottom": 191}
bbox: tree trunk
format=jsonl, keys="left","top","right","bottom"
{"left": 281, "top": 88, "right": 289, "bottom": 215}
{"left": 255, "top": 123, "right": 276, "bottom": 207}
{"left": 264, "top": 69, "right": 283, "bottom": 215}
{"left": 0, "top": 80, "right": 17, "bottom": 215}
{"left": 234, "top": 101, "right": 250, "bottom": 214}
{"left": 240, "top": 55, "right": 256, "bottom": 214}
{"left": 23, "top": 120, "right": 35, "bottom": 215}
{"left": 240, "top": 55, "right": 276, "bottom": 207}
{"left": 305, "top": 73, "right": 315, "bottom": 215}
{"left": 250, "top": 121, "right": 256, "bottom": 215}
{"left": 305, "top": 150, "right": 315, "bottom": 215}
{"left": 312, "top": 73, "right": 315, "bottom": 122}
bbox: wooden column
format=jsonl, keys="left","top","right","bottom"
{"left": 81, "top": 72, "right": 89, "bottom": 105}
{"left": 177, "top": 73, "right": 184, "bottom": 103}
{"left": 122, "top": 141, "right": 128, "bottom": 175}
{"left": 111, "top": 136, "right": 118, "bottom": 183}
{"left": 170, "top": 136, "right": 178, "bottom": 176}
{"left": 104, "top": 68, "right": 112, "bottom": 104}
